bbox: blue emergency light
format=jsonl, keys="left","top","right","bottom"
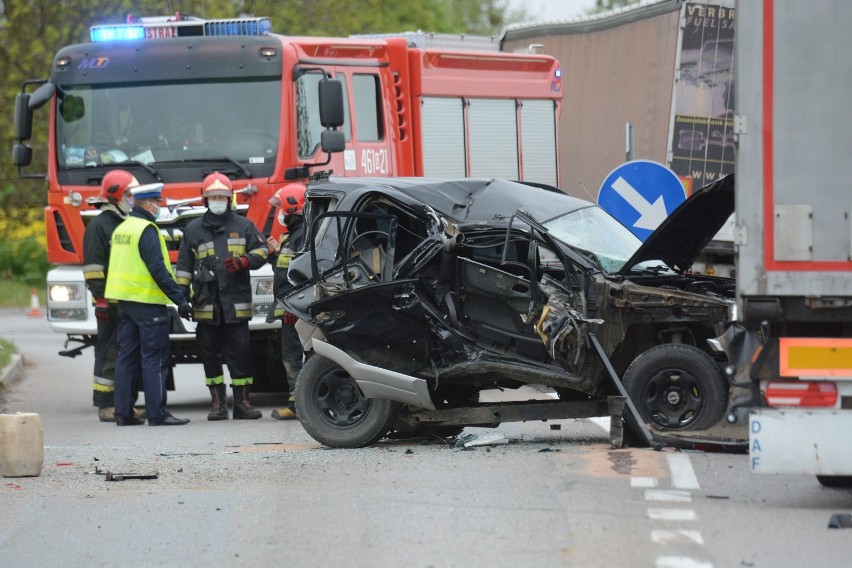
{"left": 90, "top": 16, "right": 271, "bottom": 42}
{"left": 90, "top": 26, "right": 145, "bottom": 42}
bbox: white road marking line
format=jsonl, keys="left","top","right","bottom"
{"left": 632, "top": 476, "right": 658, "bottom": 488}
{"left": 647, "top": 508, "right": 697, "bottom": 521}
{"left": 656, "top": 556, "right": 713, "bottom": 568}
{"left": 651, "top": 529, "right": 704, "bottom": 545}
{"left": 645, "top": 489, "right": 692, "bottom": 502}
{"left": 667, "top": 453, "right": 700, "bottom": 489}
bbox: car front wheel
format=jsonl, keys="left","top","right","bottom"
{"left": 294, "top": 354, "right": 401, "bottom": 448}
{"left": 622, "top": 343, "right": 727, "bottom": 436}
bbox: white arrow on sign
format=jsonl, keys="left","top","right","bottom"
{"left": 611, "top": 176, "right": 668, "bottom": 231}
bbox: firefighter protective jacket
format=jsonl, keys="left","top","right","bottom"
{"left": 176, "top": 210, "right": 269, "bottom": 324}
{"left": 82, "top": 204, "right": 124, "bottom": 301}
{"left": 267, "top": 215, "right": 306, "bottom": 322}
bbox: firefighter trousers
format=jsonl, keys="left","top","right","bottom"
{"left": 92, "top": 305, "right": 121, "bottom": 407}
{"left": 196, "top": 320, "right": 254, "bottom": 385}
{"left": 280, "top": 322, "right": 303, "bottom": 394}
{"left": 93, "top": 304, "right": 141, "bottom": 408}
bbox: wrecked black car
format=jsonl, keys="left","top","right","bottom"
{"left": 281, "top": 175, "right": 737, "bottom": 448}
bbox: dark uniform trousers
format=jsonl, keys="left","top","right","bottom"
{"left": 115, "top": 301, "right": 171, "bottom": 423}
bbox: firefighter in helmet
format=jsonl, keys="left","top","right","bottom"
{"left": 265, "top": 185, "right": 307, "bottom": 420}
{"left": 82, "top": 169, "right": 144, "bottom": 422}
{"left": 175, "top": 172, "right": 270, "bottom": 420}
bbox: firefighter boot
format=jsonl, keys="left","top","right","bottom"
{"left": 232, "top": 385, "right": 262, "bottom": 420}
{"left": 207, "top": 383, "right": 229, "bottom": 421}
{"left": 99, "top": 406, "right": 146, "bottom": 422}
{"left": 271, "top": 394, "right": 297, "bottom": 420}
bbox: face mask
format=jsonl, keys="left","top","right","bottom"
{"left": 277, "top": 211, "right": 287, "bottom": 226}
{"left": 208, "top": 201, "right": 229, "bottom": 215}
{"left": 117, "top": 196, "right": 133, "bottom": 215}
{"left": 150, "top": 203, "right": 161, "bottom": 220}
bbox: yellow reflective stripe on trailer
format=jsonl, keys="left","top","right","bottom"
{"left": 779, "top": 338, "right": 852, "bottom": 377}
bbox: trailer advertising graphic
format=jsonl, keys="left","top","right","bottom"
{"left": 669, "top": 2, "right": 735, "bottom": 191}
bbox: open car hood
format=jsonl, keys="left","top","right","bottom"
{"left": 619, "top": 174, "right": 734, "bottom": 275}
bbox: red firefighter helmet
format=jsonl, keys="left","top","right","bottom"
{"left": 269, "top": 185, "right": 305, "bottom": 215}
{"left": 201, "top": 171, "right": 233, "bottom": 201}
{"left": 99, "top": 169, "right": 139, "bottom": 204}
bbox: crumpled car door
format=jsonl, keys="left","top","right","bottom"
{"left": 304, "top": 279, "right": 432, "bottom": 374}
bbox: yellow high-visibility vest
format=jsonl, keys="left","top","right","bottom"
{"left": 105, "top": 216, "right": 174, "bottom": 305}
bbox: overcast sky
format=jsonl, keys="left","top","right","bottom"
{"left": 509, "top": 0, "right": 598, "bottom": 22}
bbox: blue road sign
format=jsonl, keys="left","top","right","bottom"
{"left": 598, "top": 160, "right": 687, "bottom": 241}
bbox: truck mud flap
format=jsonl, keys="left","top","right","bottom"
{"left": 312, "top": 339, "right": 436, "bottom": 410}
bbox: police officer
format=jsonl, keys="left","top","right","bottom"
{"left": 266, "top": 186, "right": 307, "bottom": 420}
{"left": 175, "top": 172, "right": 269, "bottom": 420}
{"left": 82, "top": 169, "right": 145, "bottom": 422}
{"left": 105, "top": 183, "right": 192, "bottom": 426}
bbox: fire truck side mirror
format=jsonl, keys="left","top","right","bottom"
{"left": 12, "top": 143, "right": 33, "bottom": 168}
{"left": 318, "top": 78, "right": 344, "bottom": 128}
{"left": 320, "top": 130, "right": 345, "bottom": 154}
{"left": 14, "top": 93, "right": 32, "bottom": 141}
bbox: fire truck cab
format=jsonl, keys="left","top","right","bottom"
{"left": 12, "top": 14, "right": 562, "bottom": 389}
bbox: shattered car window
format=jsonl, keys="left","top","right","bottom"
{"left": 543, "top": 206, "right": 667, "bottom": 274}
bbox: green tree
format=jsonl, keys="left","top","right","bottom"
{"left": 590, "top": 0, "right": 642, "bottom": 14}
{"left": 0, "top": 0, "right": 523, "bottom": 229}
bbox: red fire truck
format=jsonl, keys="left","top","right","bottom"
{"left": 12, "top": 14, "right": 562, "bottom": 389}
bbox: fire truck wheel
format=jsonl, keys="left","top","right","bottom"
{"left": 816, "top": 475, "right": 852, "bottom": 488}
{"left": 622, "top": 343, "right": 727, "bottom": 440}
{"left": 294, "top": 354, "right": 401, "bottom": 448}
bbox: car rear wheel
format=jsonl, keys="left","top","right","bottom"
{"left": 294, "top": 354, "right": 400, "bottom": 448}
{"left": 622, "top": 343, "right": 727, "bottom": 438}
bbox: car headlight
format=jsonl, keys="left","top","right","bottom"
{"left": 251, "top": 275, "right": 274, "bottom": 317}
{"left": 47, "top": 282, "right": 88, "bottom": 321}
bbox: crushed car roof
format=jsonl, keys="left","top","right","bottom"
{"left": 312, "top": 177, "right": 595, "bottom": 223}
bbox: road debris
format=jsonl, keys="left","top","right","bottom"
{"left": 453, "top": 432, "right": 509, "bottom": 449}
{"left": 104, "top": 470, "right": 159, "bottom": 482}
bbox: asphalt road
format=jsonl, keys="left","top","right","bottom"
{"left": 1, "top": 310, "right": 851, "bottom": 567}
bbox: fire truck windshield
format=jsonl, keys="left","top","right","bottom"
{"left": 56, "top": 79, "right": 281, "bottom": 172}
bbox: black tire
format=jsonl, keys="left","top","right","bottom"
{"left": 622, "top": 343, "right": 727, "bottom": 436}
{"left": 294, "top": 355, "right": 401, "bottom": 448}
{"left": 817, "top": 475, "right": 852, "bottom": 488}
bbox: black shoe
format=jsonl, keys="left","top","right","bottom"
{"left": 148, "top": 415, "right": 190, "bottom": 426}
{"left": 116, "top": 415, "right": 145, "bottom": 426}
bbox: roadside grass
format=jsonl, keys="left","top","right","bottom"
{"left": 0, "top": 337, "right": 13, "bottom": 371}
{"left": 0, "top": 278, "right": 46, "bottom": 309}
